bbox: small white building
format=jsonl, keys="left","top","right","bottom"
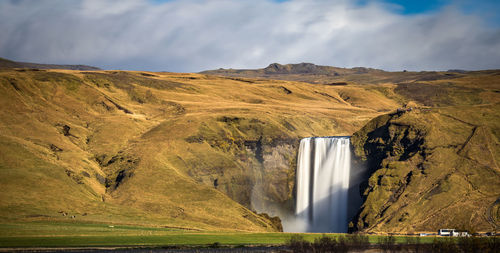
{"left": 439, "top": 229, "right": 458, "bottom": 236}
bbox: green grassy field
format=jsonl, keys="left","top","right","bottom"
{"left": 0, "top": 221, "right": 438, "bottom": 248}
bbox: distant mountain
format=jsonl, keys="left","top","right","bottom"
{"left": 0, "top": 57, "right": 100, "bottom": 71}
{"left": 203, "top": 62, "right": 382, "bottom": 75}
{"left": 201, "top": 63, "right": 472, "bottom": 85}
{"left": 261, "top": 62, "right": 381, "bottom": 75}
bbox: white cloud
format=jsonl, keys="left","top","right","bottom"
{"left": 0, "top": 0, "right": 499, "bottom": 72}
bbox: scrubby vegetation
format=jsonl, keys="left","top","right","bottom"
{"left": 287, "top": 234, "right": 500, "bottom": 253}
{"left": 287, "top": 233, "right": 370, "bottom": 252}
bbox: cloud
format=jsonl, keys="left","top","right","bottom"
{"left": 0, "top": 0, "right": 499, "bottom": 72}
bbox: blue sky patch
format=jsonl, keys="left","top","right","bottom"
{"left": 382, "top": 0, "right": 449, "bottom": 14}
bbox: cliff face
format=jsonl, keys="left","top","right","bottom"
{"left": 351, "top": 106, "right": 500, "bottom": 233}
{"left": 182, "top": 116, "right": 300, "bottom": 214}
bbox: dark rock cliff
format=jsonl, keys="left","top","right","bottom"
{"left": 183, "top": 116, "right": 300, "bottom": 218}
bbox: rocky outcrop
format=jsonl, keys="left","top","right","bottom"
{"left": 351, "top": 108, "right": 500, "bottom": 233}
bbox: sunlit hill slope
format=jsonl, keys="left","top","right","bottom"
{"left": 0, "top": 61, "right": 499, "bottom": 233}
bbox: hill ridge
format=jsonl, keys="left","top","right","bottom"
{"left": 0, "top": 57, "right": 100, "bottom": 71}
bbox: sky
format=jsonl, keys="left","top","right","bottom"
{"left": 1, "top": 0, "right": 499, "bottom": 72}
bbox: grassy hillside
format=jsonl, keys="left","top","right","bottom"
{"left": 0, "top": 68, "right": 397, "bottom": 232}
{"left": 0, "top": 63, "right": 498, "bottom": 234}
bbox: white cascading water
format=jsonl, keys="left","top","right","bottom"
{"left": 295, "top": 137, "right": 351, "bottom": 232}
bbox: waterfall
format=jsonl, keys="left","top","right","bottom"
{"left": 295, "top": 137, "right": 351, "bottom": 233}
